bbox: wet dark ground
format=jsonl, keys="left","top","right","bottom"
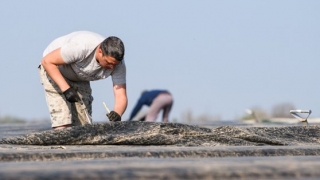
{"left": 1, "top": 121, "right": 320, "bottom": 179}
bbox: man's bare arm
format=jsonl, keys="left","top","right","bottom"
{"left": 41, "top": 48, "right": 70, "bottom": 92}
{"left": 113, "top": 84, "right": 128, "bottom": 116}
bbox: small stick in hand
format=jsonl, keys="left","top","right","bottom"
{"left": 103, "top": 102, "right": 110, "bottom": 114}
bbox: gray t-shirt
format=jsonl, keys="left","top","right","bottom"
{"left": 42, "top": 31, "right": 126, "bottom": 84}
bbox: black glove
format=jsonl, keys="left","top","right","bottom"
{"left": 63, "top": 87, "right": 80, "bottom": 103}
{"left": 107, "top": 111, "right": 121, "bottom": 122}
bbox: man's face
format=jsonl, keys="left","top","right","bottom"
{"left": 96, "top": 47, "right": 121, "bottom": 70}
{"left": 99, "top": 55, "right": 120, "bottom": 70}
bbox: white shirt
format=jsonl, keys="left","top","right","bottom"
{"left": 42, "top": 31, "right": 126, "bottom": 84}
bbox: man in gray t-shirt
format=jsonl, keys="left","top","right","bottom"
{"left": 39, "top": 31, "right": 127, "bottom": 130}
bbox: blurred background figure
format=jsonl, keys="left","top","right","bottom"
{"left": 129, "top": 90, "right": 173, "bottom": 122}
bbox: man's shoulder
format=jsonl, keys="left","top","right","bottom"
{"left": 63, "top": 31, "right": 105, "bottom": 54}
{"left": 68, "top": 31, "right": 105, "bottom": 42}
{"left": 70, "top": 31, "right": 105, "bottom": 37}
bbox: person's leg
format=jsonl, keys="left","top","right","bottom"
{"left": 145, "top": 100, "right": 161, "bottom": 122}
{"left": 145, "top": 93, "right": 173, "bottom": 122}
{"left": 39, "top": 65, "right": 72, "bottom": 129}
{"left": 161, "top": 94, "right": 173, "bottom": 122}
{"left": 68, "top": 80, "right": 93, "bottom": 126}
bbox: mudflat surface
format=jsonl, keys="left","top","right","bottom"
{"left": 1, "top": 121, "right": 320, "bottom": 179}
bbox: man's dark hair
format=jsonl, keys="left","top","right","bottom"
{"left": 100, "top": 36, "right": 125, "bottom": 61}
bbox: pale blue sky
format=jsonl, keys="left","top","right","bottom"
{"left": 0, "top": 1, "right": 319, "bottom": 122}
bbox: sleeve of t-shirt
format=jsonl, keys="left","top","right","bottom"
{"left": 111, "top": 61, "right": 126, "bottom": 85}
{"left": 60, "top": 40, "right": 88, "bottom": 64}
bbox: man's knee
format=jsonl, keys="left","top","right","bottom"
{"left": 53, "top": 124, "right": 72, "bottom": 130}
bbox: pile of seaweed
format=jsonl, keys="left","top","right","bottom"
{"left": 1, "top": 121, "right": 320, "bottom": 146}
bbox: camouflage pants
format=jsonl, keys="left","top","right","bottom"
{"left": 38, "top": 65, "right": 93, "bottom": 128}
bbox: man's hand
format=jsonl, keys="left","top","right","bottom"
{"left": 107, "top": 111, "right": 121, "bottom": 122}
{"left": 63, "top": 87, "right": 80, "bottom": 102}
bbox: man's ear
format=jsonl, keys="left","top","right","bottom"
{"left": 97, "top": 45, "right": 104, "bottom": 57}
{"left": 98, "top": 45, "right": 103, "bottom": 53}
